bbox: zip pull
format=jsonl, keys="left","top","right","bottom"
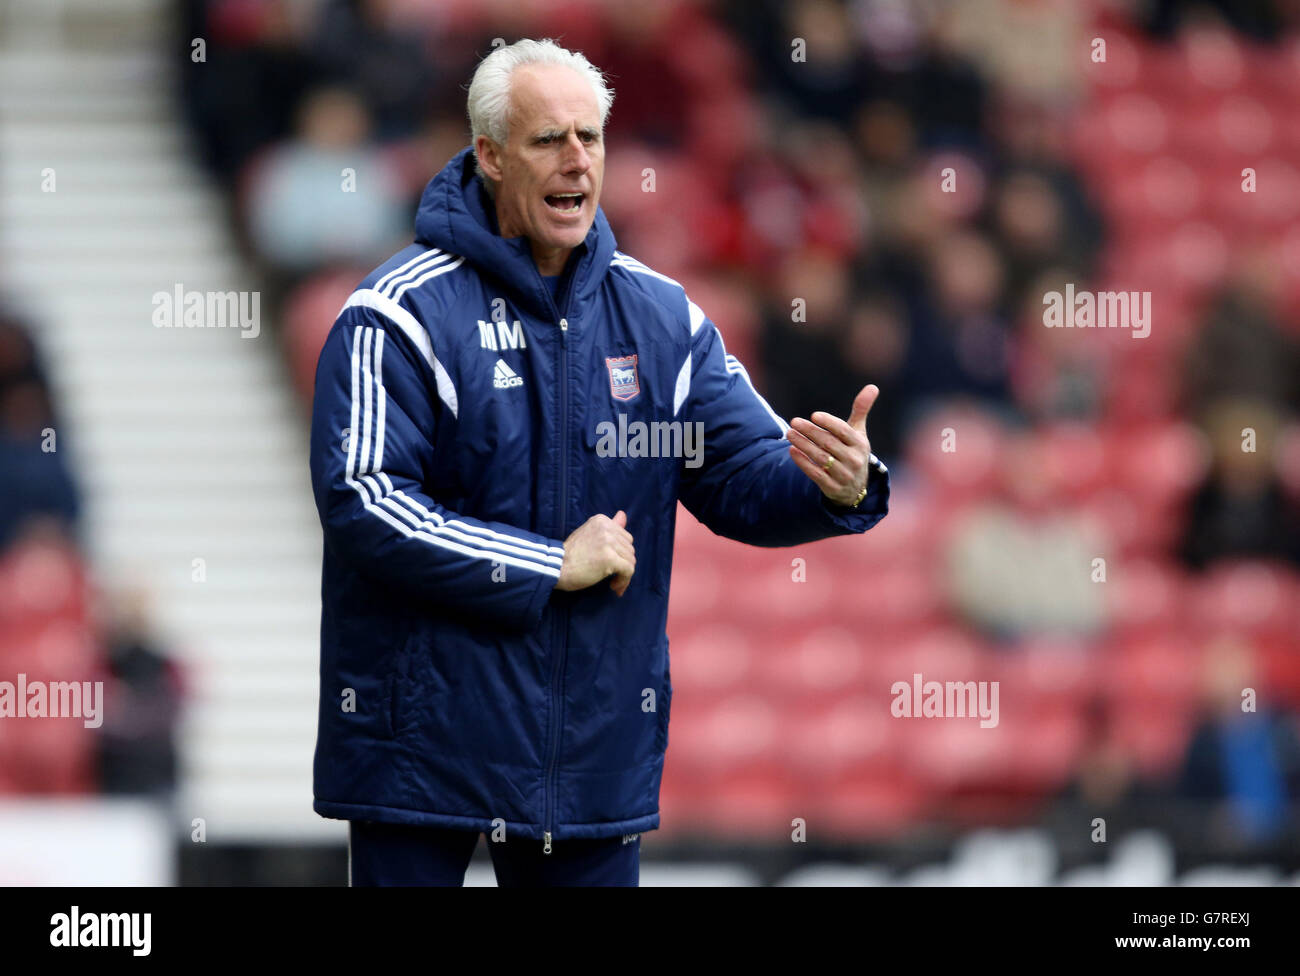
{"left": 559, "top": 317, "right": 568, "bottom": 332}
{"left": 543, "top": 831, "right": 553, "bottom": 854}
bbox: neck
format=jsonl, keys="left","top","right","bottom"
{"left": 490, "top": 201, "right": 571, "bottom": 276}
{"left": 531, "top": 242, "right": 571, "bottom": 276}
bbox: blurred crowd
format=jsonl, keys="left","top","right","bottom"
{"left": 174, "top": 0, "right": 1300, "bottom": 845}
{"left": 2, "top": 0, "right": 1297, "bottom": 851}
{"left": 0, "top": 306, "right": 182, "bottom": 799}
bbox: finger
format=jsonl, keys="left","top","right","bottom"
{"left": 807, "top": 410, "right": 863, "bottom": 447}
{"left": 790, "top": 416, "right": 855, "bottom": 464}
{"left": 610, "top": 564, "right": 634, "bottom": 596}
{"left": 611, "top": 539, "right": 635, "bottom": 566}
{"left": 788, "top": 443, "right": 835, "bottom": 492}
{"left": 608, "top": 547, "right": 635, "bottom": 576}
{"left": 611, "top": 510, "right": 633, "bottom": 541}
{"left": 846, "top": 384, "right": 879, "bottom": 434}
{"left": 786, "top": 427, "right": 851, "bottom": 483}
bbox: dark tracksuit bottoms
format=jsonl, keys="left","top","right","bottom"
{"left": 348, "top": 820, "right": 641, "bottom": 887}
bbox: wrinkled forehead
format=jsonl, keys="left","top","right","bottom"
{"left": 505, "top": 64, "right": 601, "bottom": 136}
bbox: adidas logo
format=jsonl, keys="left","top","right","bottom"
{"left": 493, "top": 359, "right": 523, "bottom": 389}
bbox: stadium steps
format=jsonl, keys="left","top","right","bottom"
{"left": 0, "top": 5, "right": 334, "bottom": 842}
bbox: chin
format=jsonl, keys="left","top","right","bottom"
{"left": 543, "top": 226, "right": 591, "bottom": 250}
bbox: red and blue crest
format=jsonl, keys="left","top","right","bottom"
{"left": 605, "top": 354, "right": 640, "bottom": 402}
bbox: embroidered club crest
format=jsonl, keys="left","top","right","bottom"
{"left": 606, "top": 354, "right": 640, "bottom": 402}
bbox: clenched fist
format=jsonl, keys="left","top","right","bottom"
{"left": 556, "top": 510, "right": 636, "bottom": 597}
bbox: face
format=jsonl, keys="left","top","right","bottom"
{"left": 476, "top": 64, "right": 605, "bottom": 276}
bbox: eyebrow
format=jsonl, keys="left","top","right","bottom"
{"left": 533, "top": 126, "right": 601, "bottom": 141}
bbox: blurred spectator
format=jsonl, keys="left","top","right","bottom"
{"left": 838, "top": 289, "right": 908, "bottom": 460}
{"left": 852, "top": 97, "right": 917, "bottom": 238}
{"left": 990, "top": 168, "right": 1093, "bottom": 310}
{"left": 1182, "top": 278, "right": 1300, "bottom": 419}
{"left": 943, "top": 0, "right": 1085, "bottom": 102}
{"left": 899, "top": 229, "right": 1015, "bottom": 414}
{"left": 179, "top": 0, "right": 322, "bottom": 180}
{"left": 1178, "top": 400, "right": 1300, "bottom": 570}
{"left": 0, "top": 533, "right": 103, "bottom": 794}
{"left": 589, "top": 4, "right": 694, "bottom": 150}
{"left": 305, "top": 0, "right": 440, "bottom": 140}
{"left": 1175, "top": 636, "right": 1300, "bottom": 846}
{"left": 0, "top": 310, "right": 81, "bottom": 553}
{"left": 243, "top": 85, "right": 410, "bottom": 281}
{"left": 1010, "top": 267, "right": 1109, "bottom": 422}
{"left": 94, "top": 587, "right": 184, "bottom": 799}
{"left": 944, "top": 434, "right": 1108, "bottom": 639}
{"left": 736, "top": 0, "right": 871, "bottom": 126}
{"left": 1142, "top": 0, "right": 1290, "bottom": 41}
{"left": 757, "top": 246, "right": 865, "bottom": 428}
{"left": 1060, "top": 697, "right": 1148, "bottom": 816}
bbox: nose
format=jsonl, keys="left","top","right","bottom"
{"left": 560, "top": 132, "right": 591, "bottom": 176}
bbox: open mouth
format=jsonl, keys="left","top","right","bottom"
{"left": 544, "top": 192, "right": 584, "bottom": 214}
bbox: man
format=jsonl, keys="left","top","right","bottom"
{"left": 308, "top": 38, "right": 890, "bottom": 887}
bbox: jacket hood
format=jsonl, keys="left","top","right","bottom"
{"left": 413, "top": 145, "right": 618, "bottom": 321}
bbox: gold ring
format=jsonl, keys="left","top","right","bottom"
{"left": 823, "top": 455, "right": 835, "bottom": 472}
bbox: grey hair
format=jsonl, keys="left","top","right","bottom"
{"left": 467, "top": 38, "right": 614, "bottom": 191}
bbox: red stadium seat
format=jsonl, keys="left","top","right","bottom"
{"left": 281, "top": 269, "right": 368, "bottom": 404}
{"left": 1178, "top": 27, "right": 1248, "bottom": 93}
{"left": 664, "top": 557, "right": 724, "bottom": 620}
{"left": 1006, "top": 636, "right": 1101, "bottom": 704}
{"left": 1007, "top": 705, "right": 1088, "bottom": 790}
{"left": 1258, "top": 638, "right": 1300, "bottom": 709}
{"left": 730, "top": 554, "right": 836, "bottom": 622}
{"left": 814, "top": 770, "right": 928, "bottom": 839}
{"left": 0, "top": 537, "right": 89, "bottom": 629}
{"left": 667, "top": 695, "right": 780, "bottom": 773}
{"left": 1188, "top": 562, "right": 1300, "bottom": 639}
{"left": 780, "top": 696, "right": 897, "bottom": 776}
{"left": 905, "top": 408, "right": 1007, "bottom": 501}
{"left": 1037, "top": 423, "right": 1110, "bottom": 501}
{"left": 1111, "top": 420, "right": 1209, "bottom": 508}
{"left": 1099, "top": 634, "right": 1200, "bottom": 709}
{"left": 1111, "top": 706, "right": 1193, "bottom": 778}
{"left": 667, "top": 622, "right": 754, "bottom": 694}
{"left": 1102, "top": 558, "right": 1190, "bottom": 632}
{"left": 701, "top": 768, "right": 801, "bottom": 839}
{"left": 900, "top": 716, "right": 1014, "bottom": 789}
{"left": 1100, "top": 93, "right": 1170, "bottom": 156}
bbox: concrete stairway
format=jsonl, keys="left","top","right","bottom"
{"left": 0, "top": 0, "right": 336, "bottom": 841}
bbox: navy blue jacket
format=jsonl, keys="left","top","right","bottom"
{"left": 309, "top": 147, "right": 890, "bottom": 843}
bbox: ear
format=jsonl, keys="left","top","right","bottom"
{"left": 475, "top": 134, "right": 505, "bottom": 184}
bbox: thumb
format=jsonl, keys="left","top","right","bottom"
{"left": 848, "top": 384, "right": 879, "bottom": 434}
{"left": 612, "top": 510, "right": 628, "bottom": 528}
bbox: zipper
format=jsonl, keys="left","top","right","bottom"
{"left": 540, "top": 260, "right": 575, "bottom": 854}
